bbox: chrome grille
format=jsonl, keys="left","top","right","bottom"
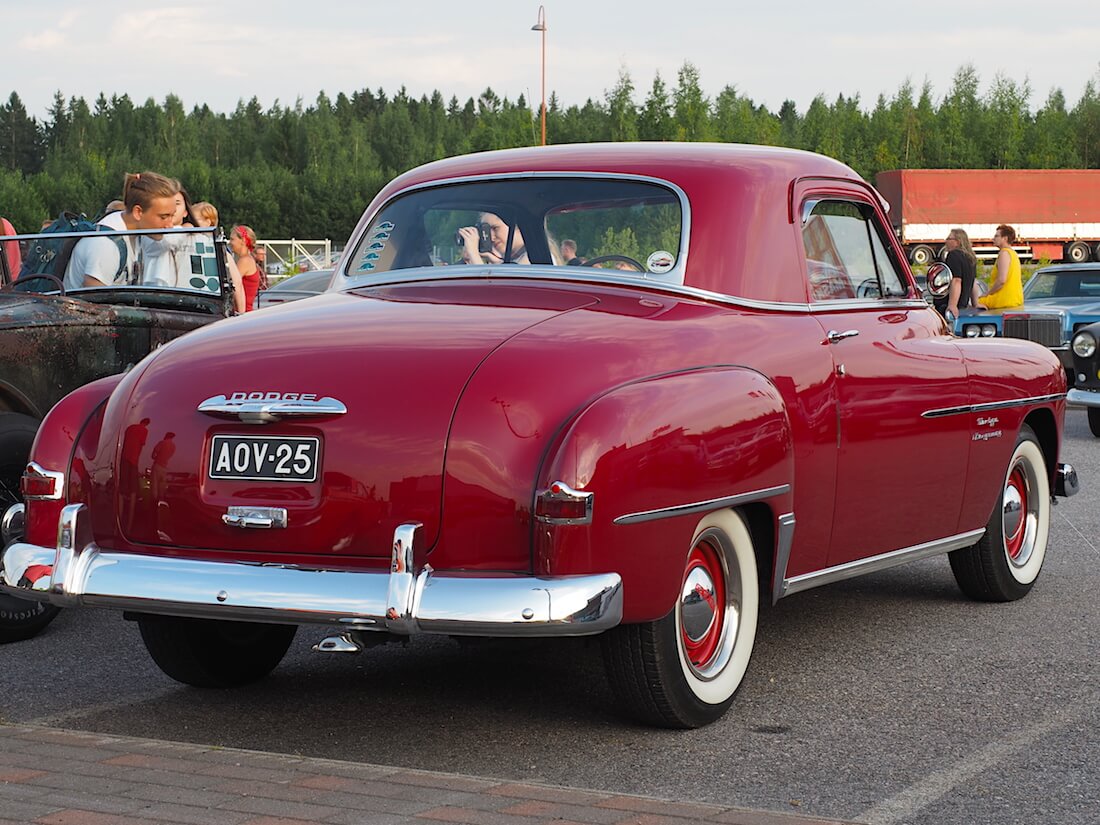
{"left": 1003, "top": 316, "right": 1062, "bottom": 347}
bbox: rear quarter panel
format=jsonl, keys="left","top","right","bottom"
{"left": 535, "top": 367, "right": 793, "bottom": 623}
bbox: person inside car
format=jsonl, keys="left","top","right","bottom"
{"left": 458, "top": 212, "right": 529, "bottom": 265}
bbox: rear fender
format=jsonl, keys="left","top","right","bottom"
{"left": 22, "top": 374, "right": 122, "bottom": 547}
{"left": 535, "top": 367, "right": 794, "bottom": 623}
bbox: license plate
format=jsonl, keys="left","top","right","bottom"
{"left": 208, "top": 435, "right": 320, "bottom": 482}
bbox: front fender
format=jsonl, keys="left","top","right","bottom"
{"left": 535, "top": 366, "right": 794, "bottom": 623}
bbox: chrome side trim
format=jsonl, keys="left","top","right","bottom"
{"left": 922, "top": 393, "right": 1067, "bottom": 419}
{"left": 197, "top": 395, "right": 348, "bottom": 424}
{"left": 780, "top": 529, "right": 985, "bottom": 597}
{"left": 613, "top": 484, "right": 790, "bottom": 526}
{"left": 0, "top": 506, "right": 623, "bottom": 637}
{"left": 335, "top": 265, "right": 931, "bottom": 316}
{"left": 771, "top": 513, "right": 796, "bottom": 605}
{"left": 1067, "top": 388, "right": 1100, "bottom": 409}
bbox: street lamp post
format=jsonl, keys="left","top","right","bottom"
{"left": 531, "top": 5, "right": 547, "bottom": 146}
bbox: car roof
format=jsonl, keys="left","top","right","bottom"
{"left": 351, "top": 142, "right": 868, "bottom": 305}
{"left": 1034, "top": 264, "right": 1100, "bottom": 274}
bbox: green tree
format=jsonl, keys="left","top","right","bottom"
{"left": 0, "top": 93, "right": 43, "bottom": 174}
{"left": 672, "top": 62, "right": 710, "bottom": 141}
{"left": 605, "top": 67, "right": 638, "bottom": 142}
{"left": 985, "top": 72, "right": 1031, "bottom": 168}
{"left": 639, "top": 73, "right": 675, "bottom": 141}
{"left": 1026, "top": 88, "right": 1080, "bottom": 167}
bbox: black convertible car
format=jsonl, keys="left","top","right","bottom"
{"left": 0, "top": 221, "right": 234, "bottom": 641}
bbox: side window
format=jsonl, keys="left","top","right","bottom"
{"left": 802, "top": 199, "right": 907, "bottom": 301}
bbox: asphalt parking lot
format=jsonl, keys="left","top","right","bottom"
{"left": 1, "top": 408, "right": 1097, "bottom": 825}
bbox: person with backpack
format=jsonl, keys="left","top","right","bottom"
{"left": 63, "top": 172, "right": 180, "bottom": 291}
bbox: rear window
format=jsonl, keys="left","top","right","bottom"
{"left": 348, "top": 177, "right": 685, "bottom": 280}
{"left": 1025, "top": 269, "right": 1100, "bottom": 299}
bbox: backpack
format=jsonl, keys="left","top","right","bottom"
{"left": 17, "top": 211, "right": 128, "bottom": 284}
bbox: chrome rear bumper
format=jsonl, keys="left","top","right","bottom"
{"left": 0, "top": 504, "right": 622, "bottom": 637}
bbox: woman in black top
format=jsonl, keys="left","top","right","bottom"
{"left": 942, "top": 228, "right": 979, "bottom": 318}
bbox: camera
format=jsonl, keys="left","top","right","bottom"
{"left": 455, "top": 222, "right": 493, "bottom": 254}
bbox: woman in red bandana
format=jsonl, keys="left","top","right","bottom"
{"left": 230, "top": 225, "right": 260, "bottom": 311}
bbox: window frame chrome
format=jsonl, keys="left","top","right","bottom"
{"left": 336, "top": 171, "right": 692, "bottom": 288}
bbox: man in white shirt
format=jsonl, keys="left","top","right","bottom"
{"left": 64, "top": 172, "right": 180, "bottom": 290}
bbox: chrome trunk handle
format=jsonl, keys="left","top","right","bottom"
{"left": 198, "top": 395, "right": 347, "bottom": 425}
{"left": 222, "top": 507, "right": 288, "bottom": 529}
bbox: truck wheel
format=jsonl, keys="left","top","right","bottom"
{"left": 1065, "top": 241, "right": 1090, "bottom": 263}
{"left": 601, "top": 509, "right": 758, "bottom": 728}
{"left": 949, "top": 425, "right": 1049, "bottom": 601}
{"left": 138, "top": 615, "right": 296, "bottom": 687}
{"left": 1088, "top": 408, "right": 1100, "bottom": 438}
{"left": 909, "top": 245, "right": 934, "bottom": 266}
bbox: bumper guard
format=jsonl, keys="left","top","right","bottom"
{"left": 1067, "top": 388, "right": 1100, "bottom": 409}
{"left": 0, "top": 504, "right": 623, "bottom": 637}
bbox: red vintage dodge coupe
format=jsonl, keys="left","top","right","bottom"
{"left": 0, "top": 144, "right": 1079, "bottom": 727}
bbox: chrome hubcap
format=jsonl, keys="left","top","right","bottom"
{"left": 1003, "top": 461, "right": 1036, "bottom": 567}
{"left": 681, "top": 566, "right": 718, "bottom": 643}
{"left": 678, "top": 531, "right": 741, "bottom": 680}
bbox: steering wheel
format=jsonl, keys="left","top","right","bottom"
{"left": 584, "top": 254, "right": 646, "bottom": 272}
{"left": 5, "top": 273, "right": 65, "bottom": 295}
{"left": 855, "top": 278, "right": 881, "bottom": 299}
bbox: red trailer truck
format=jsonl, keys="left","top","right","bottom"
{"left": 874, "top": 169, "right": 1100, "bottom": 265}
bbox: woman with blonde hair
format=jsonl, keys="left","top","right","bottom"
{"left": 230, "top": 224, "right": 261, "bottom": 311}
{"left": 193, "top": 202, "right": 245, "bottom": 314}
{"left": 943, "top": 227, "right": 980, "bottom": 318}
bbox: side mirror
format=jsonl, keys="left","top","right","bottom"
{"left": 926, "top": 262, "right": 952, "bottom": 298}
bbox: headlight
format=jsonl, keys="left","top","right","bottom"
{"left": 1073, "top": 331, "right": 1097, "bottom": 358}
{"left": 981, "top": 324, "right": 997, "bottom": 337}
{"left": 964, "top": 325, "right": 980, "bottom": 338}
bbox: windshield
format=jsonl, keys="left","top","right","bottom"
{"left": 1, "top": 226, "right": 227, "bottom": 297}
{"left": 1024, "top": 268, "right": 1100, "bottom": 299}
{"left": 347, "top": 177, "right": 685, "bottom": 281}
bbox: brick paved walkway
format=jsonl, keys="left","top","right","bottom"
{"left": 0, "top": 724, "right": 864, "bottom": 825}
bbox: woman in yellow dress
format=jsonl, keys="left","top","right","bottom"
{"left": 979, "top": 224, "right": 1024, "bottom": 309}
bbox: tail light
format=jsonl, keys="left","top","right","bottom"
{"left": 535, "top": 481, "right": 593, "bottom": 525}
{"left": 21, "top": 462, "right": 65, "bottom": 500}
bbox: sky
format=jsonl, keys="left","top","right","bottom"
{"left": 6, "top": 0, "right": 1100, "bottom": 121}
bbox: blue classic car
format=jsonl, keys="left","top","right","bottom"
{"left": 1069, "top": 321, "right": 1100, "bottom": 437}
{"left": 954, "top": 264, "right": 1100, "bottom": 379}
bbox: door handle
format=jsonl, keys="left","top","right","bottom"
{"left": 826, "top": 329, "right": 860, "bottom": 344}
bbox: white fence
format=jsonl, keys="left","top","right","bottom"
{"left": 258, "top": 239, "right": 336, "bottom": 278}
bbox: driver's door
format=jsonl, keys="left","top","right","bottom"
{"left": 797, "top": 185, "right": 973, "bottom": 566}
